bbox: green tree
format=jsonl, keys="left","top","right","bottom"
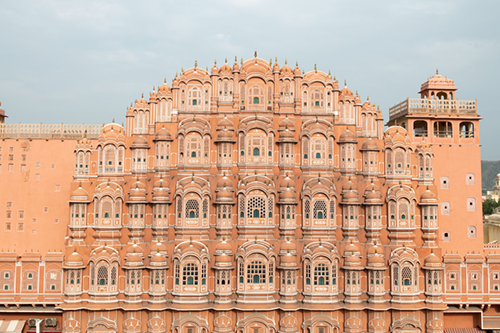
{"left": 483, "top": 199, "right": 500, "bottom": 216}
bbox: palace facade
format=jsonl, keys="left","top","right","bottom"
{"left": 0, "top": 56, "right": 495, "bottom": 333}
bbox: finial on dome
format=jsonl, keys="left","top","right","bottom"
{"left": 344, "top": 79, "right": 347, "bottom": 87}
{"left": 175, "top": 72, "right": 178, "bottom": 78}
{"left": 269, "top": 58, "right": 272, "bottom": 66}
{"left": 254, "top": 50, "right": 257, "bottom": 58}
{"left": 328, "top": 69, "right": 331, "bottom": 76}
{"left": 356, "top": 90, "right": 358, "bottom": 96}
{"left": 121, "top": 122, "right": 124, "bottom": 127}
{"left": 314, "top": 63, "right": 317, "bottom": 72}
{"left": 141, "top": 93, "right": 144, "bottom": 98}
{"left": 436, "top": 68, "right": 439, "bottom": 75}
{"left": 275, "top": 56, "right": 277, "bottom": 63}
{"left": 225, "top": 57, "right": 227, "bottom": 63}
{"left": 296, "top": 61, "right": 298, "bottom": 67}
{"left": 164, "top": 77, "right": 166, "bottom": 83}
{"left": 255, "top": 235, "right": 258, "bottom": 243}
{"left": 302, "top": 69, "right": 305, "bottom": 75}
{"left": 285, "top": 59, "right": 287, "bottom": 65}
{"left": 206, "top": 66, "right": 208, "bottom": 72}
{"left": 214, "top": 59, "right": 217, "bottom": 65}
{"left": 333, "top": 75, "right": 336, "bottom": 81}
{"left": 235, "top": 55, "right": 237, "bottom": 62}
{"left": 367, "top": 95, "right": 369, "bottom": 101}
{"left": 241, "top": 57, "right": 243, "bottom": 65}
{"left": 181, "top": 67, "right": 184, "bottom": 73}
{"left": 194, "top": 59, "right": 197, "bottom": 68}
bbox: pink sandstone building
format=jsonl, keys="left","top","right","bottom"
{"left": 0, "top": 56, "right": 494, "bottom": 333}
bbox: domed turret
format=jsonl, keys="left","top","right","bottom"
{"left": 214, "top": 238, "right": 234, "bottom": 267}
{"left": 129, "top": 179, "right": 147, "bottom": 201}
{"left": 64, "top": 250, "right": 85, "bottom": 268}
{"left": 278, "top": 174, "right": 297, "bottom": 204}
{"left": 360, "top": 138, "right": 379, "bottom": 151}
{"left": 215, "top": 174, "right": 235, "bottom": 204}
{"left": 339, "top": 129, "right": 356, "bottom": 143}
{"left": 153, "top": 127, "right": 173, "bottom": 142}
{"left": 131, "top": 135, "right": 149, "bottom": 149}
{"left": 424, "top": 250, "right": 442, "bottom": 269}
{"left": 152, "top": 178, "right": 170, "bottom": 202}
{"left": 421, "top": 186, "right": 438, "bottom": 203}
{"left": 71, "top": 185, "right": 89, "bottom": 201}
{"left": 219, "top": 60, "right": 232, "bottom": 75}
{"left": 98, "top": 123, "right": 126, "bottom": 144}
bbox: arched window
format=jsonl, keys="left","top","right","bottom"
{"left": 185, "top": 199, "right": 200, "bottom": 219}
{"left": 188, "top": 87, "right": 202, "bottom": 107}
{"left": 253, "top": 147, "right": 260, "bottom": 156}
{"left": 185, "top": 133, "right": 201, "bottom": 161}
{"left": 460, "top": 122, "right": 474, "bottom": 138}
{"left": 314, "top": 264, "right": 329, "bottom": 285}
{"left": 98, "top": 266, "right": 108, "bottom": 286}
{"left": 247, "top": 195, "right": 266, "bottom": 220}
{"left": 247, "top": 261, "right": 266, "bottom": 284}
{"left": 402, "top": 266, "right": 412, "bottom": 286}
{"left": 313, "top": 201, "right": 327, "bottom": 219}
{"left": 246, "top": 130, "right": 267, "bottom": 160}
{"left": 248, "top": 85, "right": 264, "bottom": 107}
{"left": 413, "top": 121, "right": 428, "bottom": 137}
{"left": 183, "top": 263, "right": 199, "bottom": 285}
{"left": 311, "top": 88, "right": 324, "bottom": 108}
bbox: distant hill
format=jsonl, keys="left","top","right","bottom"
{"left": 482, "top": 160, "right": 500, "bottom": 192}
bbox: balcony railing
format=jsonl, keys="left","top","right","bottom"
{"left": 0, "top": 123, "right": 101, "bottom": 140}
{"left": 389, "top": 98, "right": 477, "bottom": 121}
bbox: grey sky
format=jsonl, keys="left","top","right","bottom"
{"left": 1, "top": 0, "right": 499, "bottom": 159}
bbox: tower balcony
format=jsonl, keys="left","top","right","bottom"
{"left": 389, "top": 98, "right": 477, "bottom": 122}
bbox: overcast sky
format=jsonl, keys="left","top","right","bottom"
{"left": 1, "top": 0, "right": 499, "bottom": 159}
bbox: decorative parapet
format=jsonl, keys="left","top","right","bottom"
{"left": 389, "top": 98, "right": 477, "bottom": 121}
{"left": 0, "top": 123, "right": 101, "bottom": 140}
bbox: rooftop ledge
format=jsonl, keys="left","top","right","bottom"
{"left": 0, "top": 123, "right": 101, "bottom": 140}
{"left": 389, "top": 98, "right": 477, "bottom": 122}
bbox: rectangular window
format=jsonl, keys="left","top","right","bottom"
{"left": 35, "top": 162, "right": 40, "bottom": 168}
{"left": 21, "top": 164, "right": 26, "bottom": 173}
{"left": 6, "top": 202, "right": 12, "bottom": 208}
{"left": 35, "top": 173, "right": 40, "bottom": 181}
{"left": 55, "top": 185, "right": 61, "bottom": 192}
{"left": 8, "top": 164, "right": 13, "bottom": 172}
{"left": 17, "top": 223, "right": 24, "bottom": 231}
{"left": 51, "top": 164, "right": 55, "bottom": 169}
{"left": 8, "top": 154, "right": 13, "bottom": 161}
{"left": 43, "top": 207, "right": 48, "bottom": 213}
{"left": 32, "top": 218, "right": 36, "bottom": 223}
{"left": 18, "top": 210, "right": 24, "bottom": 219}
{"left": 5, "top": 222, "right": 11, "bottom": 231}
{"left": 6, "top": 211, "right": 11, "bottom": 219}
{"left": 9, "top": 147, "right": 13, "bottom": 152}
{"left": 21, "top": 155, "right": 27, "bottom": 162}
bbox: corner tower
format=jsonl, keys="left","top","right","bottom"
{"left": 387, "top": 71, "right": 482, "bottom": 255}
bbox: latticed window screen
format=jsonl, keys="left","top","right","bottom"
{"left": 268, "top": 196, "right": 274, "bottom": 218}
{"left": 332, "top": 264, "right": 337, "bottom": 284}
{"left": 305, "top": 200, "right": 310, "bottom": 218}
{"left": 185, "top": 199, "right": 199, "bottom": 219}
{"left": 239, "top": 196, "right": 245, "bottom": 217}
{"left": 330, "top": 201, "right": 335, "bottom": 219}
{"left": 269, "top": 261, "right": 274, "bottom": 283}
{"left": 111, "top": 267, "right": 117, "bottom": 285}
{"left": 175, "top": 263, "right": 180, "bottom": 285}
{"left": 183, "top": 263, "right": 199, "bottom": 285}
{"left": 202, "top": 199, "right": 208, "bottom": 218}
{"left": 302, "top": 138, "right": 309, "bottom": 158}
{"left": 247, "top": 196, "right": 266, "bottom": 218}
{"left": 393, "top": 266, "right": 399, "bottom": 286}
{"left": 97, "top": 266, "right": 108, "bottom": 286}
{"left": 313, "top": 201, "right": 327, "bottom": 219}
{"left": 247, "top": 261, "right": 266, "bottom": 284}
{"left": 314, "top": 263, "right": 329, "bottom": 285}
{"left": 305, "top": 263, "right": 311, "bottom": 285}
{"left": 177, "top": 198, "right": 182, "bottom": 218}
{"left": 239, "top": 261, "right": 244, "bottom": 281}
{"left": 402, "top": 267, "right": 412, "bottom": 286}
{"left": 204, "top": 137, "right": 210, "bottom": 157}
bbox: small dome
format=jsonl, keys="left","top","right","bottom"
{"left": 131, "top": 135, "right": 149, "bottom": 149}
{"left": 280, "top": 63, "right": 292, "bottom": 74}
{"left": 126, "top": 243, "right": 143, "bottom": 254}
{"left": 158, "top": 82, "right": 171, "bottom": 93}
{"left": 345, "top": 242, "right": 360, "bottom": 253}
{"left": 134, "top": 98, "right": 149, "bottom": 109}
{"left": 154, "top": 127, "right": 173, "bottom": 141}
{"left": 66, "top": 251, "right": 83, "bottom": 264}
{"left": 281, "top": 238, "right": 296, "bottom": 252}
{"left": 367, "top": 243, "right": 383, "bottom": 255}
{"left": 150, "top": 252, "right": 166, "bottom": 263}
{"left": 217, "top": 116, "right": 234, "bottom": 129}
{"left": 216, "top": 239, "right": 232, "bottom": 252}
{"left": 149, "top": 91, "right": 157, "bottom": 101}
{"left": 216, "top": 189, "right": 233, "bottom": 201}
{"left": 339, "top": 129, "right": 356, "bottom": 143}
{"left": 425, "top": 251, "right": 441, "bottom": 265}
{"left": 71, "top": 186, "right": 88, "bottom": 200}
{"left": 341, "top": 86, "right": 353, "bottom": 97}
{"left": 343, "top": 190, "right": 357, "bottom": 200}
{"left": 280, "top": 175, "right": 295, "bottom": 189}
{"left": 126, "top": 252, "right": 143, "bottom": 264}
{"left": 99, "top": 123, "right": 125, "bottom": 142}
{"left": 211, "top": 64, "right": 219, "bottom": 75}
{"left": 342, "top": 178, "right": 356, "bottom": 191}
{"left": 217, "top": 129, "right": 234, "bottom": 141}
{"left": 153, "top": 179, "right": 170, "bottom": 199}
{"left": 217, "top": 174, "right": 233, "bottom": 189}
{"left": 421, "top": 187, "right": 437, "bottom": 201}
{"left": 279, "top": 128, "right": 295, "bottom": 141}
{"left": 219, "top": 62, "right": 232, "bottom": 75}
{"left": 361, "top": 138, "right": 378, "bottom": 151}
{"left": 216, "top": 252, "right": 232, "bottom": 263}
{"left": 368, "top": 253, "right": 385, "bottom": 265}
{"left": 278, "top": 116, "right": 295, "bottom": 130}
{"left": 129, "top": 179, "right": 147, "bottom": 199}
{"left": 150, "top": 242, "right": 167, "bottom": 253}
